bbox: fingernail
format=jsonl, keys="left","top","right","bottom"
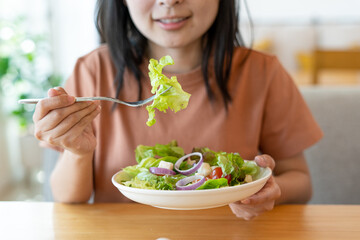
{"left": 47, "top": 88, "right": 58, "bottom": 97}
{"left": 67, "top": 96, "right": 75, "bottom": 103}
{"left": 241, "top": 199, "right": 250, "bottom": 204}
{"left": 255, "top": 155, "right": 264, "bottom": 164}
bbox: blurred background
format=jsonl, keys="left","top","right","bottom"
{"left": 0, "top": 0, "right": 359, "bottom": 201}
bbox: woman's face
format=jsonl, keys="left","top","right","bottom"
{"left": 125, "top": 0, "right": 220, "bottom": 50}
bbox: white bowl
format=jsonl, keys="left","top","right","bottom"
{"left": 112, "top": 166, "right": 272, "bottom": 210}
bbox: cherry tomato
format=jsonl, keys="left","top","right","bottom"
{"left": 209, "top": 167, "right": 231, "bottom": 184}
{"left": 209, "top": 167, "right": 223, "bottom": 179}
{"left": 224, "top": 174, "right": 231, "bottom": 184}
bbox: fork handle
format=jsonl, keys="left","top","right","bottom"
{"left": 18, "top": 99, "right": 42, "bottom": 104}
{"left": 18, "top": 97, "right": 98, "bottom": 104}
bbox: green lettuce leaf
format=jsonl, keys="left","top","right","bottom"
{"left": 146, "top": 55, "right": 191, "bottom": 126}
{"left": 196, "top": 178, "right": 229, "bottom": 190}
{"left": 123, "top": 169, "right": 186, "bottom": 190}
{"left": 118, "top": 166, "right": 148, "bottom": 182}
{"left": 135, "top": 140, "right": 184, "bottom": 163}
{"left": 241, "top": 161, "right": 259, "bottom": 175}
{"left": 217, "top": 154, "right": 235, "bottom": 176}
{"left": 137, "top": 156, "right": 179, "bottom": 169}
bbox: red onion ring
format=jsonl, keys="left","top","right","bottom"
{"left": 176, "top": 175, "right": 205, "bottom": 190}
{"left": 174, "top": 152, "right": 203, "bottom": 175}
{"left": 149, "top": 167, "right": 176, "bottom": 176}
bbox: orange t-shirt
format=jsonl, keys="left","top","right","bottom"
{"left": 65, "top": 45, "right": 323, "bottom": 202}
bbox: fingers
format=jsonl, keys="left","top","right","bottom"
{"left": 51, "top": 86, "right": 67, "bottom": 96}
{"left": 255, "top": 154, "right": 276, "bottom": 170}
{"left": 44, "top": 103, "right": 100, "bottom": 138}
{"left": 228, "top": 154, "right": 280, "bottom": 220}
{"left": 240, "top": 176, "right": 281, "bottom": 205}
{"left": 33, "top": 94, "right": 75, "bottom": 122}
{"left": 34, "top": 102, "right": 101, "bottom": 145}
{"left": 229, "top": 203, "right": 256, "bottom": 220}
{"left": 32, "top": 87, "right": 102, "bottom": 154}
{"left": 48, "top": 87, "right": 67, "bottom": 97}
{"left": 36, "top": 101, "right": 96, "bottom": 131}
{"left": 47, "top": 104, "right": 101, "bottom": 149}
{"left": 229, "top": 201, "right": 274, "bottom": 220}
{"left": 229, "top": 174, "right": 282, "bottom": 220}
{"left": 241, "top": 155, "right": 278, "bottom": 205}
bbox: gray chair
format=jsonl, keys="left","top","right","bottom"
{"left": 301, "top": 87, "right": 360, "bottom": 204}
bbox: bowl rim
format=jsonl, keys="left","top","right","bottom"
{"left": 111, "top": 166, "right": 272, "bottom": 196}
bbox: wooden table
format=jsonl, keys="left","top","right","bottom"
{"left": 0, "top": 202, "right": 359, "bottom": 240}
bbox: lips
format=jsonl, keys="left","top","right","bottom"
{"left": 154, "top": 16, "right": 189, "bottom": 30}
{"left": 157, "top": 17, "right": 187, "bottom": 24}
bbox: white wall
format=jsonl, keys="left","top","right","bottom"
{"left": 0, "top": 0, "right": 49, "bottom": 33}
{"left": 0, "top": 0, "right": 99, "bottom": 82}
{"left": 246, "top": 0, "right": 360, "bottom": 24}
{"left": 49, "top": 0, "right": 99, "bottom": 81}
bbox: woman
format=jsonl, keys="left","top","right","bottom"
{"left": 33, "top": 0, "right": 322, "bottom": 220}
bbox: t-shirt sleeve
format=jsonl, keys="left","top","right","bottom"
{"left": 64, "top": 57, "right": 97, "bottom": 97}
{"left": 259, "top": 57, "right": 323, "bottom": 159}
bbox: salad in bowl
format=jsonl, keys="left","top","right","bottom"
{"left": 112, "top": 141, "right": 272, "bottom": 210}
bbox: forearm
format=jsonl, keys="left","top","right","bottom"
{"left": 50, "top": 150, "right": 94, "bottom": 203}
{"left": 268, "top": 152, "right": 313, "bottom": 205}
{"left": 274, "top": 170, "right": 312, "bottom": 205}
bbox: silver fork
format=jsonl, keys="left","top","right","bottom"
{"left": 18, "top": 87, "right": 172, "bottom": 107}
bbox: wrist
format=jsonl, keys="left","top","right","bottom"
{"left": 62, "top": 149, "right": 94, "bottom": 163}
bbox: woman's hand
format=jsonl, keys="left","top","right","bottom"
{"left": 33, "top": 87, "right": 101, "bottom": 156}
{"left": 229, "top": 154, "right": 281, "bottom": 220}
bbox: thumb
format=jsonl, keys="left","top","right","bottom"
{"left": 254, "top": 154, "right": 276, "bottom": 170}
{"left": 47, "top": 86, "right": 68, "bottom": 97}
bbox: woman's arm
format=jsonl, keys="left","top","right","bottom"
{"left": 229, "top": 152, "right": 312, "bottom": 220}
{"left": 50, "top": 151, "right": 94, "bottom": 203}
{"left": 274, "top": 153, "right": 312, "bottom": 204}
{"left": 33, "top": 87, "right": 100, "bottom": 203}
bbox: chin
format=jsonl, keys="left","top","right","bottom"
{"left": 161, "top": 40, "right": 190, "bottom": 49}
{"left": 150, "top": 34, "right": 190, "bottom": 48}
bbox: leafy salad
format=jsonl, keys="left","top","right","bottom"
{"left": 114, "top": 141, "right": 261, "bottom": 191}
{"left": 146, "top": 55, "right": 191, "bottom": 126}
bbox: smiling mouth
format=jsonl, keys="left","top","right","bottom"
{"left": 157, "top": 17, "right": 188, "bottom": 24}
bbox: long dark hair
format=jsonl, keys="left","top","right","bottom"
{"left": 96, "top": 0, "right": 249, "bottom": 108}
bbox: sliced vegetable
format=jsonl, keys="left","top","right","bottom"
{"left": 174, "top": 152, "right": 203, "bottom": 175}
{"left": 208, "top": 167, "right": 232, "bottom": 184}
{"left": 176, "top": 175, "right": 205, "bottom": 190}
{"left": 149, "top": 167, "right": 176, "bottom": 176}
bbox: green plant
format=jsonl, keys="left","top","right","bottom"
{"left": 0, "top": 16, "right": 62, "bottom": 130}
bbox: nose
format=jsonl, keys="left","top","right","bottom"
{"left": 158, "top": 0, "right": 183, "bottom": 8}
